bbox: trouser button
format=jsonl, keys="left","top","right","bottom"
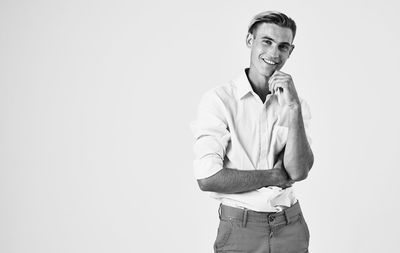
{"left": 268, "top": 215, "right": 275, "bottom": 222}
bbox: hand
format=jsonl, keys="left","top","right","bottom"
{"left": 268, "top": 70, "right": 300, "bottom": 108}
{"left": 271, "top": 167, "right": 293, "bottom": 189}
{"left": 271, "top": 150, "right": 294, "bottom": 189}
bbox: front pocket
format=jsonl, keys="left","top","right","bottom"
{"left": 214, "top": 220, "right": 233, "bottom": 250}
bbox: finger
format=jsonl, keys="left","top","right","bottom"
{"left": 271, "top": 71, "right": 290, "bottom": 79}
{"left": 269, "top": 78, "right": 277, "bottom": 94}
{"left": 270, "top": 74, "right": 293, "bottom": 88}
{"left": 270, "top": 74, "right": 290, "bottom": 79}
{"left": 272, "top": 79, "right": 292, "bottom": 93}
{"left": 273, "top": 82, "right": 282, "bottom": 94}
{"left": 271, "top": 82, "right": 278, "bottom": 94}
{"left": 268, "top": 79, "right": 273, "bottom": 93}
{"left": 269, "top": 71, "right": 285, "bottom": 82}
{"left": 269, "top": 76, "right": 292, "bottom": 84}
{"left": 270, "top": 80, "right": 286, "bottom": 93}
{"left": 269, "top": 76, "right": 285, "bottom": 94}
{"left": 274, "top": 70, "right": 290, "bottom": 76}
{"left": 268, "top": 72, "right": 278, "bottom": 92}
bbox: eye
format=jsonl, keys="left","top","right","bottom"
{"left": 279, "top": 44, "right": 291, "bottom": 52}
{"left": 262, "top": 39, "right": 272, "bottom": 45}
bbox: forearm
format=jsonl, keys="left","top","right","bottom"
{"left": 284, "top": 105, "right": 314, "bottom": 181}
{"left": 197, "top": 167, "right": 288, "bottom": 194}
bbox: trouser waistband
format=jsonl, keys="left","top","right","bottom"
{"left": 219, "top": 201, "right": 303, "bottom": 227}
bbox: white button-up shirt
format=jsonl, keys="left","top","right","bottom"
{"left": 191, "top": 69, "right": 312, "bottom": 212}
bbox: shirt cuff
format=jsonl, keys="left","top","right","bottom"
{"left": 193, "top": 155, "right": 223, "bottom": 179}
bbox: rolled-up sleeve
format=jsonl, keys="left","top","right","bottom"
{"left": 300, "top": 98, "right": 312, "bottom": 146}
{"left": 190, "top": 91, "right": 230, "bottom": 179}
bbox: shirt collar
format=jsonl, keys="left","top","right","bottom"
{"left": 235, "top": 68, "right": 254, "bottom": 100}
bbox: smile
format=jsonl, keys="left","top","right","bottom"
{"left": 262, "top": 58, "right": 277, "bottom": 65}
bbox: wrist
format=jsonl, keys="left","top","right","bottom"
{"left": 288, "top": 103, "right": 302, "bottom": 125}
{"left": 287, "top": 101, "right": 301, "bottom": 111}
{"left": 269, "top": 168, "right": 286, "bottom": 184}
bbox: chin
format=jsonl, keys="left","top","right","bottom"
{"left": 256, "top": 64, "right": 275, "bottom": 76}
{"left": 259, "top": 68, "right": 275, "bottom": 77}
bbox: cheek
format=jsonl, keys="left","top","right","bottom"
{"left": 252, "top": 48, "right": 264, "bottom": 60}
{"left": 251, "top": 50, "right": 260, "bottom": 62}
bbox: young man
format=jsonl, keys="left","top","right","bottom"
{"left": 191, "top": 11, "right": 314, "bottom": 253}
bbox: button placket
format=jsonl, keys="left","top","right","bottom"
{"left": 268, "top": 214, "right": 275, "bottom": 238}
{"left": 258, "top": 105, "right": 268, "bottom": 170}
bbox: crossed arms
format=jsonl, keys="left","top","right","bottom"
{"left": 197, "top": 150, "right": 294, "bottom": 194}
{"left": 195, "top": 104, "right": 313, "bottom": 194}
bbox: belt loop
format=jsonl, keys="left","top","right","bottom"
{"left": 284, "top": 209, "right": 290, "bottom": 225}
{"left": 218, "top": 203, "right": 222, "bottom": 219}
{"left": 242, "top": 208, "right": 248, "bottom": 228}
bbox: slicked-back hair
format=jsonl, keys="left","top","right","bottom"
{"left": 248, "top": 11, "right": 297, "bottom": 40}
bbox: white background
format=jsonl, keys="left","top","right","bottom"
{"left": 1, "top": 0, "right": 400, "bottom": 252}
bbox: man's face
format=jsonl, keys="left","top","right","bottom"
{"left": 246, "top": 23, "right": 294, "bottom": 77}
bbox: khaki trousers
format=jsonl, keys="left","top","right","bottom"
{"left": 214, "top": 201, "right": 310, "bottom": 253}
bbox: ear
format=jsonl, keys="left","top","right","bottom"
{"left": 246, "top": 33, "right": 254, "bottom": 48}
{"left": 288, "top": 44, "right": 295, "bottom": 56}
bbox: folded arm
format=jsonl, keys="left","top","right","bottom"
{"left": 283, "top": 105, "right": 314, "bottom": 181}
{"left": 192, "top": 91, "right": 292, "bottom": 194}
{"left": 197, "top": 152, "right": 292, "bottom": 194}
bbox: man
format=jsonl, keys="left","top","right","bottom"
{"left": 191, "top": 11, "right": 314, "bottom": 253}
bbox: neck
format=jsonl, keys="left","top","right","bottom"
{"left": 246, "top": 67, "right": 271, "bottom": 101}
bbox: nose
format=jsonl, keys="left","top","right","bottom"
{"left": 267, "top": 45, "right": 280, "bottom": 58}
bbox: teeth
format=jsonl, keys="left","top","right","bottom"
{"left": 263, "top": 59, "right": 276, "bottom": 65}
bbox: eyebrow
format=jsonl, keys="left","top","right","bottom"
{"left": 259, "top": 36, "right": 292, "bottom": 46}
